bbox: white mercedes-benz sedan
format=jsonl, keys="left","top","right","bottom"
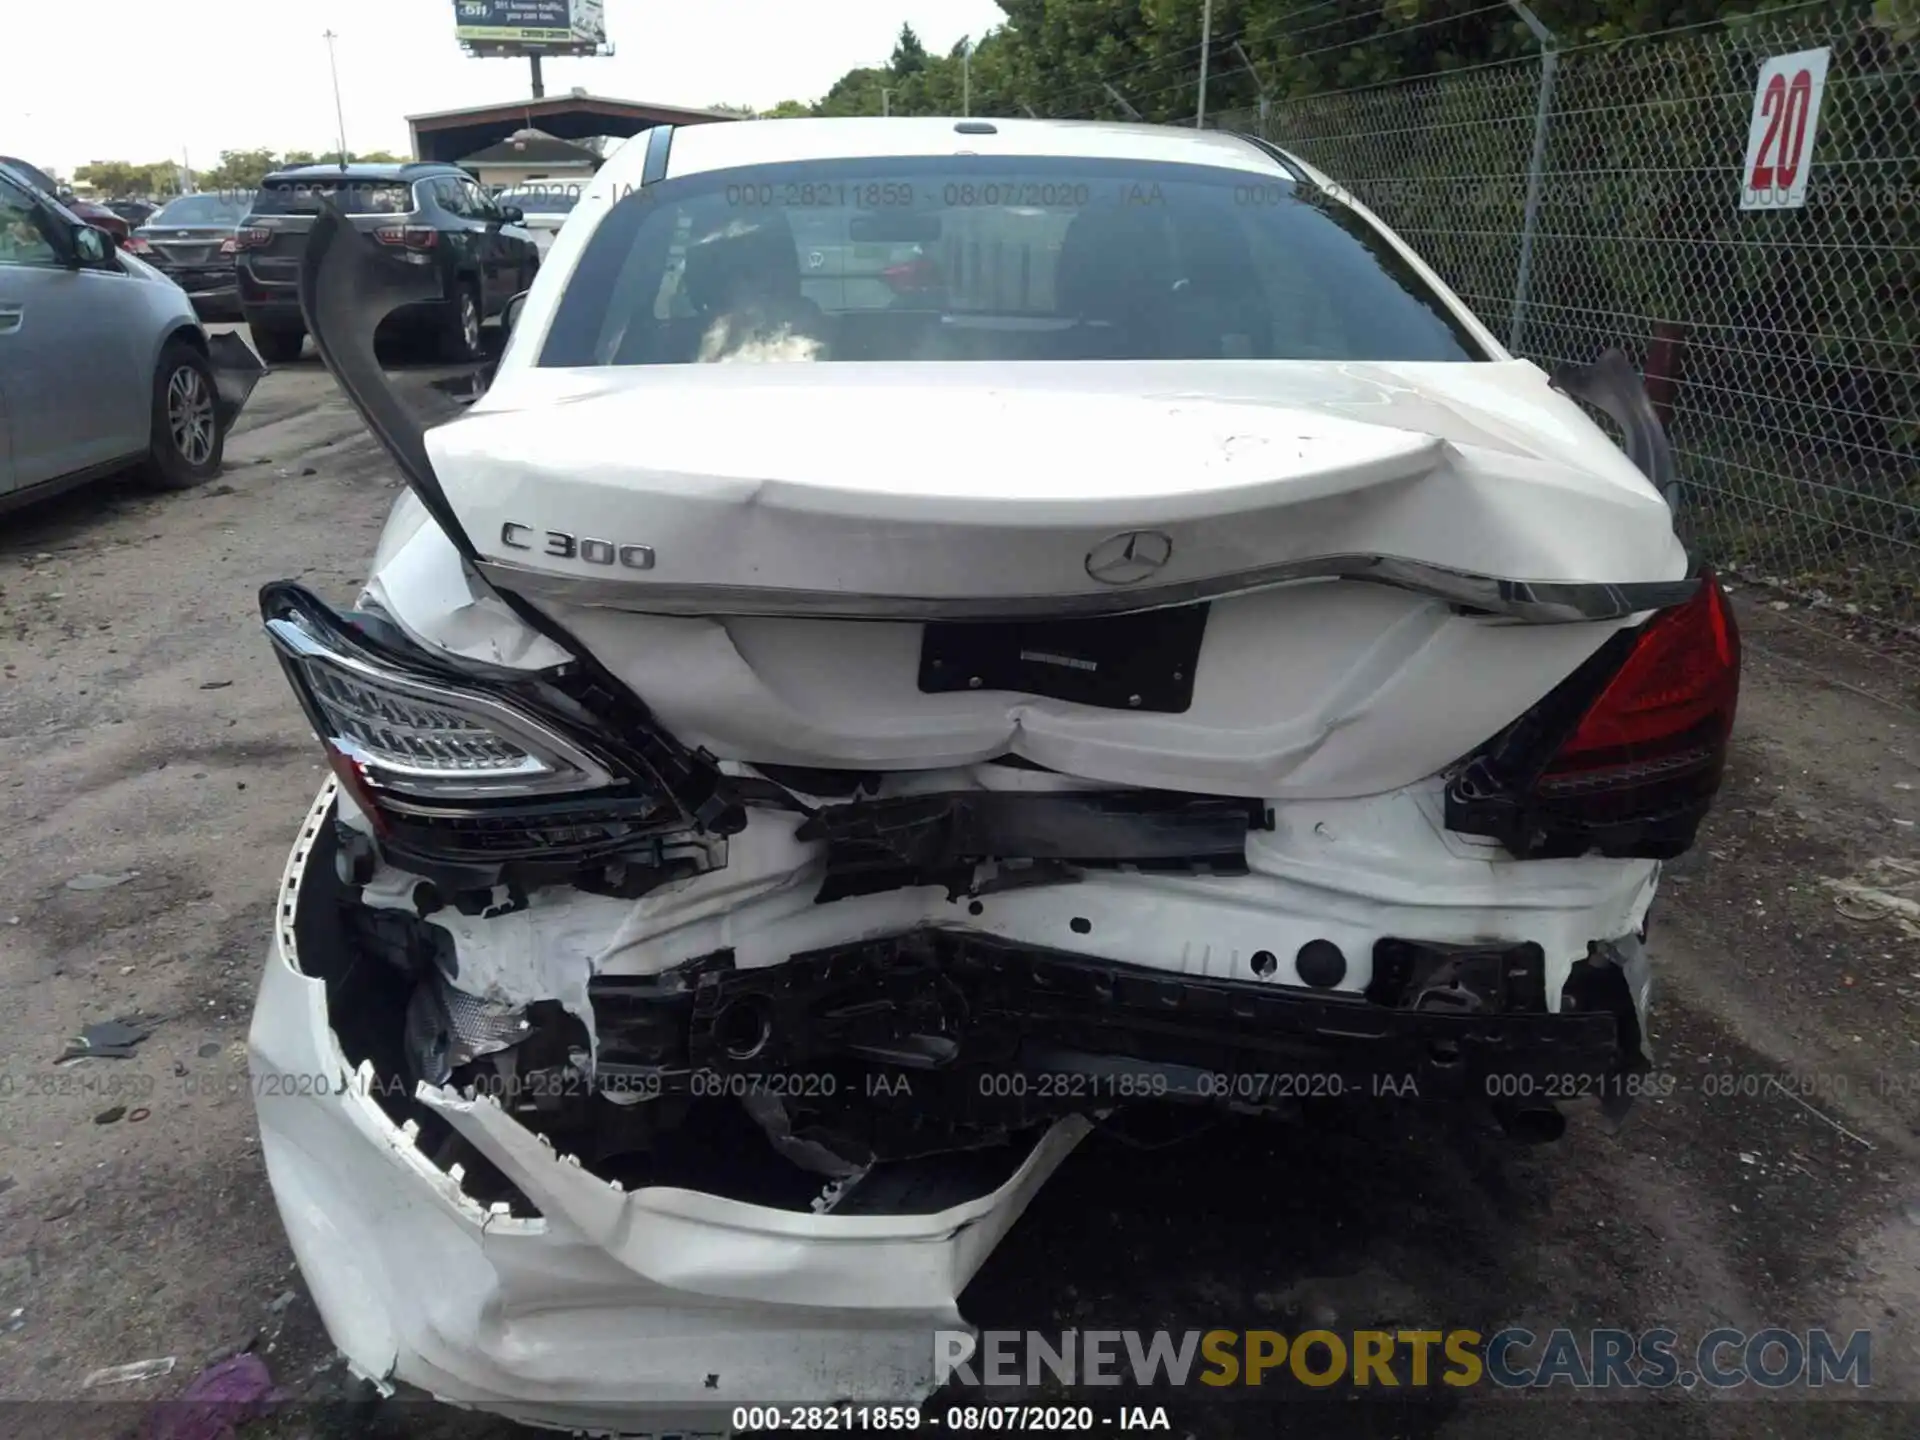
{"left": 247, "top": 116, "right": 1736, "bottom": 1427}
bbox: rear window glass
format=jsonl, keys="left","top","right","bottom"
{"left": 151, "top": 194, "right": 247, "bottom": 226}
{"left": 539, "top": 156, "right": 1486, "bottom": 367}
{"left": 252, "top": 178, "right": 413, "bottom": 216}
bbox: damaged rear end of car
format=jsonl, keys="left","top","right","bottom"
{"left": 247, "top": 118, "right": 1739, "bottom": 1421}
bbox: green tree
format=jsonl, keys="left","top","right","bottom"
{"left": 73, "top": 159, "right": 182, "bottom": 198}
{"left": 198, "top": 148, "right": 282, "bottom": 193}
{"left": 891, "top": 23, "right": 930, "bottom": 75}
{"left": 763, "top": 99, "right": 813, "bottom": 118}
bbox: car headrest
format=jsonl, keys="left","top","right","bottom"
{"left": 682, "top": 214, "right": 803, "bottom": 315}
{"left": 1055, "top": 206, "right": 1179, "bottom": 319}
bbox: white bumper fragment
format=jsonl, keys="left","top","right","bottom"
{"left": 249, "top": 783, "right": 1084, "bottom": 1425}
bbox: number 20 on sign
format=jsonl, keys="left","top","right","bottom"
{"left": 1740, "top": 47, "right": 1831, "bottom": 211}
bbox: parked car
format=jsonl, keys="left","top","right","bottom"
{"left": 0, "top": 155, "right": 129, "bottom": 240}
{"left": 0, "top": 162, "right": 262, "bottom": 508}
{"left": 125, "top": 191, "right": 250, "bottom": 318}
{"left": 250, "top": 117, "right": 1736, "bottom": 1423}
{"left": 107, "top": 198, "right": 159, "bottom": 228}
{"left": 235, "top": 162, "right": 540, "bottom": 364}
{"left": 490, "top": 182, "right": 582, "bottom": 257}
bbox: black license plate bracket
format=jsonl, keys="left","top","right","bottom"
{"left": 917, "top": 604, "right": 1209, "bottom": 713}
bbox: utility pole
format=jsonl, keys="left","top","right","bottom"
{"left": 881, "top": 87, "right": 892, "bottom": 117}
{"left": 1231, "top": 41, "right": 1273, "bottom": 134}
{"left": 962, "top": 40, "right": 971, "bottom": 117}
{"left": 322, "top": 30, "right": 349, "bottom": 166}
{"left": 530, "top": 54, "right": 546, "bottom": 99}
{"left": 1196, "top": 0, "right": 1214, "bottom": 127}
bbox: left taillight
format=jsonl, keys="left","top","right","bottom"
{"left": 266, "top": 612, "right": 615, "bottom": 804}
{"left": 123, "top": 235, "right": 152, "bottom": 254}
{"left": 1445, "top": 571, "right": 1740, "bottom": 861}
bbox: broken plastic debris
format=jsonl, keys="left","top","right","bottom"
{"left": 58, "top": 1019, "right": 150, "bottom": 1063}
{"left": 1824, "top": 859, "right": 1920, "bottom": 939}
{"left": 66, "top": 871, "right": 138, "bottom": 891}
{"left": 144, "top": 1352, "right": 278, "bottom": 1440}
{"left": 84, "top": 1356, "right": 177, "bottom": 1387}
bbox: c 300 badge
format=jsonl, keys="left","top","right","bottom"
{"left": 500, "top": 523, "right": 654, "bottom": 570}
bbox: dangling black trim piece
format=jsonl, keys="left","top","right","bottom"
{"left": 290, "top": 201, "right": 744, "bottom": 836}
{"left": 298, "top": 204, "right": 476, "bottom": 560}
{"left": 1550, "top": 349, "right": 1677, "bottom": 503}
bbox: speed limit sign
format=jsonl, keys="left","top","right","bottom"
{"left": 1739, "top": 47, "right": 1831, "bottom": 210}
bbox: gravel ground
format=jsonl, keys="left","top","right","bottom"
{"left": 3, "top": 339, "right": 1919, "bottom": 1438}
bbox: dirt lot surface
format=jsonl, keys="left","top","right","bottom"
{"left": 4, "top": 340, "right": 1920, "bottom": 1438}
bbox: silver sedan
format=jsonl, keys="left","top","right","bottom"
{"left": 0, "top": 163, "right": 262, "bottom": 509}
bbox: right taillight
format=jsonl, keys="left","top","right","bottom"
{"left": 1445, "top": 571, "right": 1740, "bottom": 861}
{"left": 1539, "top": 571, "right": 1739, "bottom": 783}
{"left": 235, "top": 227, "right": 272, "bottom": 249}
{"left": 373, "top": 225, "right": 438, "bottom": 250}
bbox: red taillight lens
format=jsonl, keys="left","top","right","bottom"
{"left": 219, "top": 236, "right": 238, "bottom": 255}
{"left": 1445, "top": 571, "right": 1742, "bottom": 860}
{"left": 235, "top": 227, "right": 271, "bottom": 249}
{"left": 322, "top": 742, "right": 390, "bottom": 839}
{"left": 373, "top": 226, "right": 437, "bottom": 250}
{"left": 123, "top": 235, "right": 152, "bottom": 254}
{"left": 1545, "top": 571, "right": 1740, "bottom": 774}
{"left": 881, "top": 255, "right": 941, "bottom": 293}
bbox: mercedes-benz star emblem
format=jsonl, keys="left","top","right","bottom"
{"left": 1085, "top": 530, "right": 1174, "bottom": 585}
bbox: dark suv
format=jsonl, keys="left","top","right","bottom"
{"left": 235, "top": 163, "right": 540, "bottom": 364}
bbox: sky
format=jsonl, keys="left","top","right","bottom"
{"left": 9, "top": 0, "right": 1010, "bottom": 179}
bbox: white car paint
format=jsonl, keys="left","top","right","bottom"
{"left": 253, "top": 117, "right": 1693, "bottom": 1423}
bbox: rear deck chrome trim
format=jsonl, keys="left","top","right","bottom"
{"left": 474, "top": 555, "right": 1697, "bottom": 625}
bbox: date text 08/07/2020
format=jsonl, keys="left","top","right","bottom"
{"left": 731, "top": 1405, "right": 1170, "bottom": 1432}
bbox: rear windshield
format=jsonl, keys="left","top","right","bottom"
{"left": 539, "top": 156, "right": 1486, "bottom": 367}
{"left": 251, "top": 177, "right": 413, "bottom": 216}
{"left": 151, "top": 194, "right": 247, "bottom": 226}
{"left": 499, "top": 186, "right": 581, "bottom": 214}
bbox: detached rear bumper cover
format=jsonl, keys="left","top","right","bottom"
{"left": 252, "top": 779, "right": 1656, "bottom": 1417}
{"left": 252, "top": 785, "right": 1086, "bottom": 1419}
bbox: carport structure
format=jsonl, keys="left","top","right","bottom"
{"left": 406, "top": 93, "right": 739, "bottom": 165}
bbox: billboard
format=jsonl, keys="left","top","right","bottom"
{"left": 453, "top": 0, "right": 606, "bottom": 48}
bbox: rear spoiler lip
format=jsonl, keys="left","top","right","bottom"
{"left": 476, "top": 554, "right": 1701, "bottom": 626}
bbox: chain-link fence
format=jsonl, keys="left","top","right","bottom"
{"left": 1208, "top": 6, "right": 1919, "bottom": 651}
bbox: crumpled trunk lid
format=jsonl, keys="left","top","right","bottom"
{"left": 432, "top": 359, "right": 1683, "bottom": 617}
{"left": 396, "top": 359, "right": 1686, "bottom": 799}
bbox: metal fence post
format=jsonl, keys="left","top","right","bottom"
{"left": 1507, "top": 0, "right": 1557, "bottom": 355}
